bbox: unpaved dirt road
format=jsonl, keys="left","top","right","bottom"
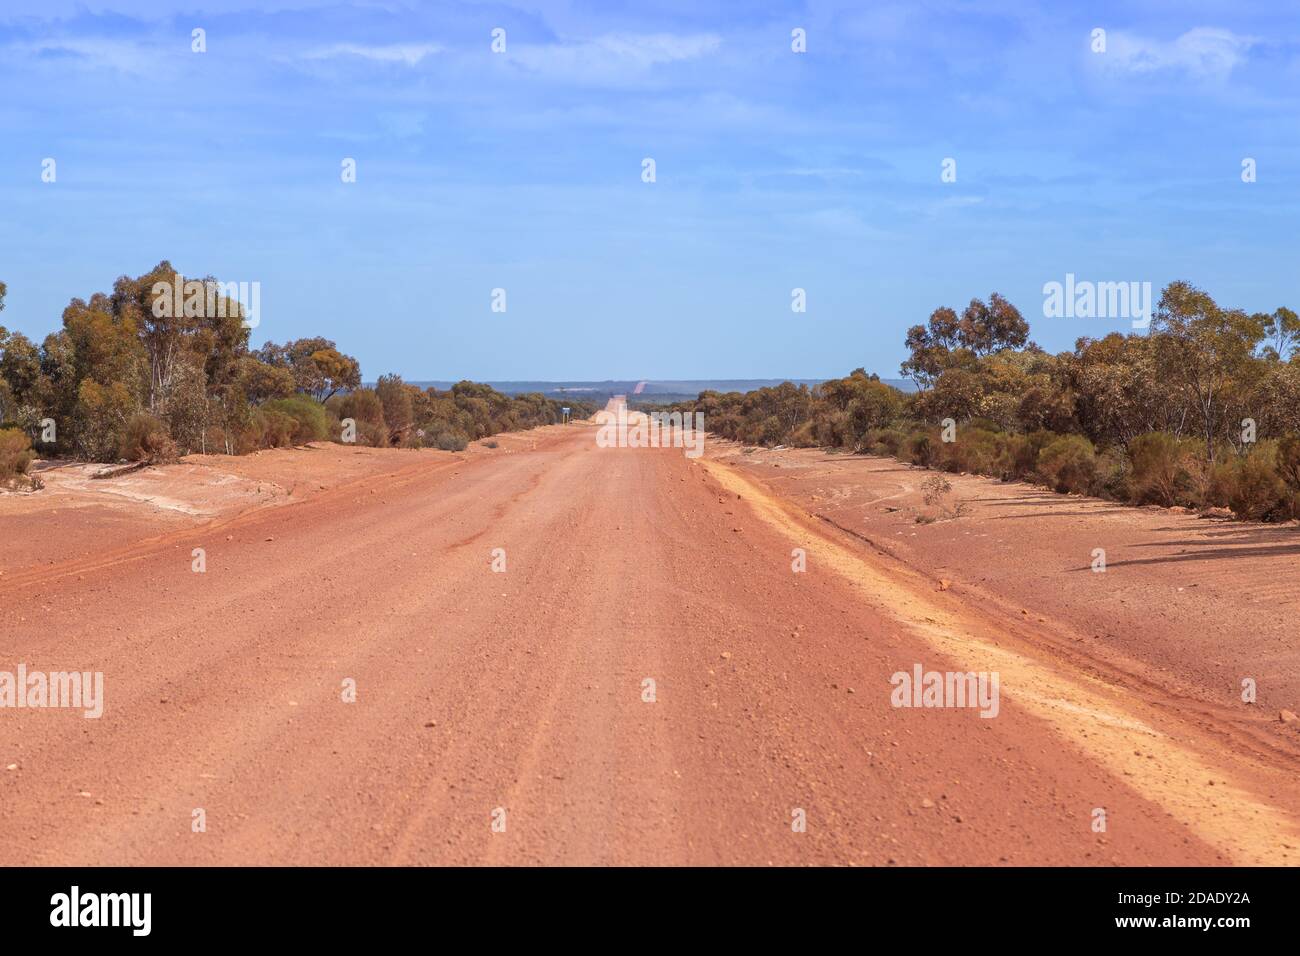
{"left": 3, "top": 410, "right": 1299, "bottom": 865}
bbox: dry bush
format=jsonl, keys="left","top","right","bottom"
{"left": 0, "top": 427, "right": 35, "bottom": 480}
{"left": 789, "top": 419, "right": 818, "bottom": 448}
{"left": 907, "top": 432, "right": 935, "bottom": 467}
{"left": 118, "top": 413, "right": 178, "bottom": 464}
{"left": 995, "top": 430, "right": 1054, "bottom": 482}
{"left": 1222, "top": 443, "right": 1291, "bottom": 521}
{"left": 1127, "top": 432, "right": 1191, "bottom": 507}
{"left": 1277, "top": 435, "right": 1300, "bottom": 493}
{"left": 337, "top": 389, "right": 388, "bottom": 447}
{"left": 919, "top": 473, "right": 968, "bottom": 521}
{"left": 1092, "top": 447, "right": 1130, "bottom": 501}
{"left": 257, "top": 408, "right": 298, "bottom": 448}
{"left": 921, "top": 474, "right": 951, "bottom": 506}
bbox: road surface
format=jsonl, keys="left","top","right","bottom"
{"left": 2, "top": 411, "right": 1298, "bottom": 865}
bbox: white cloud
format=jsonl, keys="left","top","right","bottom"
{"left": 305, "top": 43, "right": 440, "bottom": 66}
{"left": 1102, "top": 27, "right": 1257, "bottom": 80}
{"left": 510, "top": 32, "right": 721, "bottom": 84}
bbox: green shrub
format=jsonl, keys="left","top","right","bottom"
{"left": 262, "top": 396, "right": 331, "bottom": 444}
{"left": 1036, "top": 434, "right": 1097, "bottom": 494}
{"left": 75, "top": 380, "right": 139, "bottom": 462}
{"left": 938, "top": 427, "right": 1000, "bottom": 475}
{"left": 434, "top": 430, "right": 469, "bottom": 451}
{"left": 966, "top": 417, "right": 1005, "bottom": 434}
{"left": 870, "top": 428, "right": 907, "bottom": 457}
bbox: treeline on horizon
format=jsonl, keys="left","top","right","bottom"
{"left": 675, "top": 284, "right": 1300, "bottom": 523}
{"left": 0, "top": 262, "right": 594, "bottom": 483}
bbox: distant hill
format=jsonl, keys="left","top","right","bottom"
{"left": 397, "top": 378, "right": 916, "bottom": 402}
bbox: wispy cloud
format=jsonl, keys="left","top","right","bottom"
{"left": 1102, "top": 27, "right": 1258, "bottom": 80}
{"left": 305, "top": 42, "right": 441, "bottom": 66}
{"left": 509, "top": 32, "right": 722, "bottom": 84}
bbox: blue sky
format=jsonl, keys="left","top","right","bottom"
{"left": 2, "top": 1, "right": 1298, "bottom": 381}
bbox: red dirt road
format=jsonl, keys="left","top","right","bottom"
{"left": 2, "top": 420, "right": 1298, "bottom": 865}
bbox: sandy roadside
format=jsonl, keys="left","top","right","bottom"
{"left": 704, "top": 440, "right": 1300, "bottom": 754}
{"left": 0, "top": 425, "right": 574, "bottom": 577}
